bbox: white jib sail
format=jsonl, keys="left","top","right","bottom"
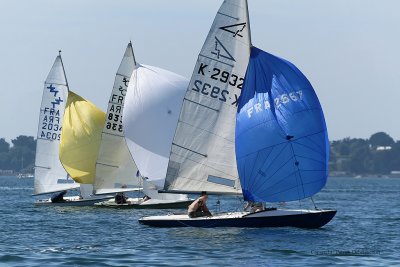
{"left": 94, "top": 43, "right": 141, "bottom": 195}
{"left": 34, "top": 54, "right": 79, "bottom": 195}
{"left": 123, "top": 64, "right": 189, "bottom": 183}
{"left": 163, "top": 0, "right": 251, "bottom": 194}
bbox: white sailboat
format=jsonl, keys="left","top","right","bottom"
{"left": 93, "top": 42, "right": 142, "bottom": 197}
{"left": 33, "top": 52, "right": 87, "bottom": 206}
{"left": 139, "top": 0, "right": 336, "bottom": 228}
{"left": 94, "top": 42, "right": 192, "bottom": 208}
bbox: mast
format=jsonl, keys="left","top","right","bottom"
{"left": 245, "top": 0, "right": 252, "bottom": 46}
{"left": 58, "top": 50, "right": 69, "bottom": 90}
{"left": 129, "top": 41, "right": 137, "bottom": 66}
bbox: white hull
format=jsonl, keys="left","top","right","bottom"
{"left": 35, "top": 195, "right": 113, "bottom": 207}
{"left": 95, "top": 197, "right": 193, "bottom": 209}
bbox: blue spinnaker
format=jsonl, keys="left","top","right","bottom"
{"left": 235, "top": 47, "right": 329, "bottom": 202}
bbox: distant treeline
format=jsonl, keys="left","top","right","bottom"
{"left": 330, "top": 132, "right": 400, "bottom": 176}
{"left": 1, "top": 132, "right": 399, "bottom": 175}
{"left": 0, "top": 136, "right": 36, "bottom": 174}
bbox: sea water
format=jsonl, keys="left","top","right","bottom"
{"left": 0, "top": 176, "right": 398, "bottom": 266}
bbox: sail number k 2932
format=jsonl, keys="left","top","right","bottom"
{"left": 192, "top": 80, "right": 229, "bottom": 102}
{"left": 197, "top": 63, "right": 243, "bottom": 89}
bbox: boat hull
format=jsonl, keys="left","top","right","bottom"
{"left": 94, "top": 198, "right": 193, "bottom": 209}
{"left": 35, "top": 196, "right": 113, "bottom": 207}
{"left": 139, "top": 209, "right": 337, "bottom": 229}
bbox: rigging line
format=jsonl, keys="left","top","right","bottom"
{"left": 298, "top": 198, "right": 302, "bottom": 210}
{"left": 101, "top": 131, "right": 124, "bottom": 138}
{"left": 172, "top": 143, "right": 207, "bottom": 158}
{"left": 165, "top": 175, "right": 241, "bottom": 195}
{"left": 96, "top": 162, "right": 118, "bottom": 168}
{"left": 311, "top": 197, "right": 318, "bottom": 210}
{"left": 58, "top": 52, "right": 69, "bottom": 88}
{"left": 268, "top": 177, "right": 319, "bottom": 196}
{"left": 288, "top": 139, "right": 306, "bottom": 200}
{"left": 263, "top": 182, "right": 302, "bottom": 198}
{"left": 108, "top": 101, "right": 124, "bottom": 105}
{"left": 247, "top": 145, "right": 264, "bottom": 184}
{"left": 44, "top": 82, "right": 67, "bottom": 87}
{"left": 168, "top": 151, "right": 237, "bottom": 183}
{"left": 115, "top": 73, "right": 131, "bottom": 79}
{"left": 254, "top": 142, "right": 291, "bottom": 182}
{"left": 304, "top": 130, "right": 328, "bottom": 151}
{"left": 250, "top": 149, "right": 291, "bottom": 192}
{"left": 300, "top": 169, "right": 328, "bottom": 174}
{"left": 217, "top": 11, "right": 239, "bottom": 20}
{"left": 36, "top": 137, "right": 57, "bottom": 142}
{"left": 34, "top": 165, "right": 51, "bottom": 170}
{"left": 250, "top": 152, "right": 296, "bottom": 196}
{"left": 241, "top": 156, "right": 248, "bottom": 192}
{"left": 185, "top": 88, "right": 240, "bottom": 111}
{"left": 177, "top": 119, "right": 234, "bottom": 144}
{"left": 247, "top": 148, "right": 272, "bottom": 192}
{"left": 262, "top": 170, "right": 299, "bottom": 193}
{"left": 295, "top": 128, "right": 327, "bottom": 142}
{"left": 236, "top": 136, "right": 293, "bottom": 160}
{"left": 183, "top": 98, "right": 220, "bottom": 112}
{"left": 295, "top": 155, "right": 326, "bottom": 168}
{"left": 262, "top": 177, "right": 322, "bottom": 198}
{"left": 198, "top": 54, "right": 234, "bottom": 68}
{"left": 292, "top": 137, "right": 327, "bottom": 159}
{"left": 257, "top": 160, "right": 299, "bottom": 191}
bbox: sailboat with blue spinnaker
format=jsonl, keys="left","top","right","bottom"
{"left": 139, "top": 0, "right": 336, "bottom": 228}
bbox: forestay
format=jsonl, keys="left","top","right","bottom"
{"left": 34, "top": 54, "right": 79, "bottom": 195}
{"left": 163, "top": 0, "right": 251, "bottom": 194}
{"left": 59, "top": 91, "right": 106, "bottom": 184}
{"left": 236, "top": 47, "right": 329, "bottom": 202}
{"left": 94, "top": 43, "right": 141, "bottom": 195}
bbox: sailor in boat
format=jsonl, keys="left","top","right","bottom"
{"left": 115, "top": 192, "right": 128, "bottom": 204}
{"left": 188, "top": 191, "right": 212, "bottom": 218}
{"left": 142, "top": 195, "right": 151, "bottom": 202}
{"left": 243, "top": 201, "right": 265, "bottom": 213}
{"left": 51, "top": 190, "right": 67, "bottom": 203}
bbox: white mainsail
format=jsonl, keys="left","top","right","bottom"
{"left": 163, "top": 0, "right": 251, "bottom": 194}
{"left": 94, "top": 42, "right": 141, "bottom": 195}
{"left": 123, "top": 65, "right": 189, "bottom": 182}
{"left": 34, "top": 54, "right": 79, "bottom": 195}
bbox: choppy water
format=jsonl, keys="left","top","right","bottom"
{"left": 0, "top": 176, "right": 399, "bottom": 266}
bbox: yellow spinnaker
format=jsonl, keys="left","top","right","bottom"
{"left": 59, "top": 91, "right": 106, "bottom": 184}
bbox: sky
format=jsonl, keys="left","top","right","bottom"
{"left": 1, "top": 0, "right": 399, "bottom": 143}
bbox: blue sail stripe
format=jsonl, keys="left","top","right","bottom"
{"left": 295, "top": 133, "right": 327, "bottom": 154}
{"left": 251, "top": 143, "right": 293, "bottom": 191}
{"left": 256, "top": 157, "right": 298, "bottom": 192}
{"left": 263, "top": 177, "right": 326, "bottom": 199}
{"left": 295, "top": 145, "right": 325, "bottom": 164}
{"left": 247, "top": 149, "right": 264, "bottom": 191}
